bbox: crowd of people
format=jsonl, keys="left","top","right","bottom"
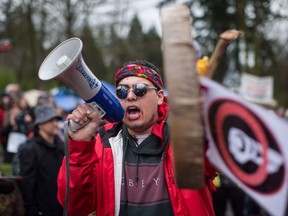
{"left": 0, "top": 83, "right": 66, "bottom": 163}
{"left": 0, "top": 60, "right": 286, "bottom": 215}
{"left": 0, "top": 83, "right": 67, "bottom": 215}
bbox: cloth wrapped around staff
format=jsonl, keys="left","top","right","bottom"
{"left": 161, "top": 4, "right": 204, "bottom": 189}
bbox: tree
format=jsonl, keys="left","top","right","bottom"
{"left": 142, "top": 27, "right": 163, "bottom": 80}
{"left": 0, "top": 0, "right": 44, "bottom": 89}
{"left": 127, "top": 16, "right": 144, "bottom": 58}
{"left": 158, "top": 0, "right": 288, "bottom": 107}
{"left": 0, "top": 0, "right": 108, "bottom": 90}
{"left": 126, "top": 16, "right": 162, "bottom": 72}
{"left": 80, "top": 24, "right": 107, "bottom": 80}
{"left": 105, "top": 25, "right": 130, "bottom": 83}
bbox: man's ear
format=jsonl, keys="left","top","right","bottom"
{"left": 157, "top": 90, "right": 165, "bottom": 105}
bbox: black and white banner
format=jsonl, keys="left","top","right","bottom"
{"left": 201, "top": 77, "right": 288, "bottom": 216}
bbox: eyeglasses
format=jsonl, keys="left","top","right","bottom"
{"left": 116, "top": 83, "right": 158, "bottom": 99}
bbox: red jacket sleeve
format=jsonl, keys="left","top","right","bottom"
{"left": 57, "top": 138, "right": 97, "bottom": 216}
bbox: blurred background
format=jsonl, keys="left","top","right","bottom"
{"left": 0, "top": 0, "right": 287, "bottom": 107}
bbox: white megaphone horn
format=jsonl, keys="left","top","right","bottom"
{"left": 38, "top": 37, "right": 124, "bottom": 131}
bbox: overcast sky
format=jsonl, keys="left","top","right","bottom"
{"left": 125, "top": 0, "right": 188, "bottom": 34}
{"left": 91, "top": 0, "right": 162, "bottom": 36}
{"left": 92, "top": 0, "right": 287, "bottom": 52}
{"left": 130, "top": 0, "right": 162, "bottom": 33}
{"left": 92, "top": 0, "right": 190, "bottom": 36}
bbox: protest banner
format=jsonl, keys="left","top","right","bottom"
{"left": 201, "top": 77, "right": 288, "bottom": 216}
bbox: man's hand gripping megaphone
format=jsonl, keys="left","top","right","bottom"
{"left": 67, "top": 103, "right": 101, "bottom": 141}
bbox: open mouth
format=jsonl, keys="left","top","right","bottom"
{"left": 126, "top": 106, "right": 141, "bottom": 120}
{"left": 127, "top": 106, "right": 140, "bottom": 114}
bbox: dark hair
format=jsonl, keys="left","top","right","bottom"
{"left": 0, "top": 92, "right": 12, "bottom": 109}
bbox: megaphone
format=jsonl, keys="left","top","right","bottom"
{"left": 38, "top": 37, "right": 124, "bottom": 130}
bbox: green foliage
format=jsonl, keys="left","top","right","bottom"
{"left": 0, "top": 67, "right": 17, "bottom": 92}
{"left": 80, "top": 25, "right": 108, "bottom": 80}
{"left": 0, "top": 163, "right": 12, "bottom": 176}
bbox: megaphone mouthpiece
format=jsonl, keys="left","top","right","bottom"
{"left": 57, "top": 55, "right": 73, "bottom": 70}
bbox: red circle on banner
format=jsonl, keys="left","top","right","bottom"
{"left": 215, "top": 102, "right": 268, "bottom": 186}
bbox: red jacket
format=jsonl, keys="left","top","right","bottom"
{"left": 57, "top": 101, "right": 217, "bottom": 216}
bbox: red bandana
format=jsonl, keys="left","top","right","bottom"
{"left": 114, "top": 64, "right": 163, "bottom": 89}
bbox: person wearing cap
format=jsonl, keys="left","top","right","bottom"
{"left": 17, "top": 104, "right": 64, "bottom": 216}
{"left": 57, "top": 60, "right": 217, "bottom": 216}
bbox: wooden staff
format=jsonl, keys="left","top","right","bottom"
{"left": 161, "top": 5, "right": 242, "bottom": 189}
{"left": 161, "top": 4, "right": 204, "bottom": 189}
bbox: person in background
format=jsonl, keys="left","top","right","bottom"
{"left": 0, "top": 93, "right": 12, "bottom": 129}
{"left": 244, "top": 195, "right": 270, "bottom": 216}
{"left": 213, "top": 173, "right": 245, "bottom": 216}
{"left": 17, "top": 104, "right": 64, "bottom": 216}
{"left": 36, "top": 92, "right": 65, "bottom": 141}
{"left": 1, "top": 96, "right": 34, "bottom": 162}
{"left": 37, "top": 92, "right": 56, "bottom": 107}
{"left": 16, "top": 97, "right": 34, "bottom": 136}
{"left": 57, "top": 60, "right": 217, "bottom": 216}
{"left": 1, "top": 83, "right": 23, "bottom": 163}
{"left": 4, "top": 83, "right": 22, "bottom": 100}
{"left": 0, "top": 92, "right": 12, "bottom": 162}
{"left": 1, "top": 97, "right": 23, "bottom": 162}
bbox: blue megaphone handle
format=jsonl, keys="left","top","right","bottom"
{"left": 85, "top": 83, "right": 124, "bottom": 122}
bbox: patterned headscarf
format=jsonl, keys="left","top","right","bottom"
{"left": 114, "top": 64, "right": 163, "bottom": 89}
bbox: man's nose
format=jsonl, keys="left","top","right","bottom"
{"left": 126, "top": 88, "right": 136, "bottom": 100}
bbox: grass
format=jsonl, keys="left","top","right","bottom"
{"left": 0, "top": 163, "right": 12, "bottom": 176}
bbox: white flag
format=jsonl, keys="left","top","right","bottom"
{"left": 201, "top": 77, "right": 288, "bottom": 216}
